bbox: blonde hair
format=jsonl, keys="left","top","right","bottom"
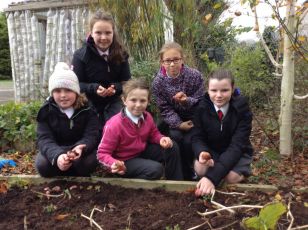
{"left": 122, "top": 78, "right": 150, "bottom": 100}
{"left": 158, "top": 42, "right": 184, "bottom": 61}
{"left": 73, "top": 93, "right": 88, "bottom": 109}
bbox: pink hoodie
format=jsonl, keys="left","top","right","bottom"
{"left": 97, "top": 111, "right": 163, "bottom": 167}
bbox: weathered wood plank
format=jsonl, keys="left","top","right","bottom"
{"left": 1, "top": 175, "right": 307, "bottom": 193}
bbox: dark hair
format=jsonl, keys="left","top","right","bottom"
{"left": 158, "top": 42, "right": 184, "bottom": 61}
{"left": 122, "top": 78, "right": 150, "bottom": 100}
{"left": 90, "top": 11, "right": 128, "bottom": 64}
{"left": 208, "top": 69, "right": 235, "bottom": 87}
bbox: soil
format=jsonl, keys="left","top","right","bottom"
{"left": 0, "top": 180, "right": 307, "bottom": 230}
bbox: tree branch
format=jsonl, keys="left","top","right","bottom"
{"left": 272, "top": 72, "right": 282, "bottom": 77}
{"left": 253, "top": 6, "right": 282, "bottom": 69}
{"left": 294, "top": 94, "right": 308, "bottom": 99}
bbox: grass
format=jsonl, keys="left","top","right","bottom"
{"left": 0, "top": 80, "right": 13, "bottom": 88}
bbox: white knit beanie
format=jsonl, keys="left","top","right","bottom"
{"left": 48, "top": 62, "right": 80, "bottom": 95}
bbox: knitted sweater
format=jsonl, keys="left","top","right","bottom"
{"left": 97, "top": 110, "right": 163, "bottom": 167}
{"left": 152, "top": 65, "right": 205, "bottom": 128}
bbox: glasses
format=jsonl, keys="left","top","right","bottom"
{"left": 162, "top": 58, "right": 182, "bottom": 65}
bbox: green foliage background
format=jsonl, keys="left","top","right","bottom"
{"left": 0, "top": 102, "right": 40, "bottom": 152}
{"left": 0, "top": 12, "right": 11, "bottom": 80}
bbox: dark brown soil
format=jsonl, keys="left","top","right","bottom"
{"left": 0, "top": 180, "right": 307, "bottom": 230}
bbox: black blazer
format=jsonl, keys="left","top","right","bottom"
{"left": 191, "top": 93, "right": 253, "bottom": 186}
{"left": 36, "top": 97, "right": 100, "bottom": 165}
{"left": 72, "top": 36, "right": 131, "bottom": 112}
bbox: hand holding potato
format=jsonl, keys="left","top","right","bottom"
{"left": 57, "top": 153, "right": 72, "bottom": 171}
{"left": 97, "top": 85, "right": 116, "bottom": 97}
{"left": 199, "top": 151, "right": 214, "bottom": 166}
{"left": 111, "top": 160, "right": 126, "bottom": 175}
{"left": 160, "top": 137, "right": 173, "bottom": 149}
{"left": 173, "top": 91, "right": 187, "bottom": 105}
{"left": 179, "top": 120, "right": 194, "bottom": 131}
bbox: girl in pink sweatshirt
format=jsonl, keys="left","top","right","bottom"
{"left": 97, "top": 78, "right": 183, "bottom": 180}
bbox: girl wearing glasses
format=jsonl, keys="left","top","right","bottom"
{"left": 152, "top": 42, "right": 205, "bottom": 180}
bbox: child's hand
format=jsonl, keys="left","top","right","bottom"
{"left": 179, "top": 120, "right": 194, "bottom": 131}
{"left": 199, "top": 151, "right": 214, "bottom": 166}
{"left": 97, "top": 85, "right": 115, "bottom": 97}
{"left": 69, "top": 144, "right": 86, "bottom": 161}
{"left": 173, "top": 91, "right": 187, "bottom": 104}
{"left": 111, "top": 160, "right": 126, "bottom": 175}
{"left": 57, "top": 153, "right": 72, "bottom": 171}
{"left": 195, "top": 177, "right": 215, "bottom": 196}
{"left": 105, "top": 84, "right": 116, "bottom": 96}
{"left": 97, "top": 85, "right": 108, "bottom": 97}
{"left": 160, "top": 137, "right": 173, "bottom": 149}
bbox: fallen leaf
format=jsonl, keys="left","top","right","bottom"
{"left": 55, "top": 214, "right": 70, "bottom": 221}
{"left": 52, "top": 186, "right": 61, "bottom": 192}
{"left": 298, "top": 36, "right": 306, "bottom": 42}
{"left": 0, "top": 182, "right": 8, "bottom": 194}
{"left": 69, "top": 185, "right": 78, "bottom": 190}
{"left": 274, "top": 193, "right": 282, "bottom": 201}
{"left": 203, "top": 14, "right": 212, "bottom": 25}
{"left": 107, "top": 203, "right": 116, "bottom": 210}
{"left": 213, "top": 3, "right": 222, "bottom": 9}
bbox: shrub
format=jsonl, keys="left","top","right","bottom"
{"left": 0, "top": 12, "right": 11, "bottom": 80}
{"left": 0, "top": 101, "right": 41, "bottom": 152}
{"left": 130, "top": 59, "right": 159, "bottom": 81}
{"left": 130, "top": 60, "right": 160, "bottom": 120}
{"left": 226, "top": 43, "right": 275, "bottom": 106}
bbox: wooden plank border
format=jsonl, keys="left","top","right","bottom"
{"left": 1, "top": 175, "right": 307, "bottom": 193}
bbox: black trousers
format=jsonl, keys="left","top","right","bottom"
{"left": 123, "top": 143, "right": 183, "bottom": 180}
{"left": 169, "top": 128, "right": 195, "bottom": 180}
{"left": 35, "top": 150, "right": 98, "bottom": 177}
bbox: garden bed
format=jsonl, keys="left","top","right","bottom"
{"left": 0, "top": 176, "right": 307, "bottom": 230}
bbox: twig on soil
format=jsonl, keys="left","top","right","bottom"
{"left": 24, "top": 216, "right": 27, "bottom": 230}
{"left": 198, "top": 204, "right": 263, "bottom": 217}
{"left": 31, "top": 190, "right": 64, "bottom": 198}
{"left": 89, "top": 207, "right": 102, "bottom": 227}
{"left": 186, "top": 220, "right": 209, "bottom": 230}
{"left": 188, "top": 219, "right": 239, "bottom": 230}
{"left": 287, "top": 193, "right": 294, "bottom": 230}
{"left": 210, "top": 191, "right": 235, "bottom": 214}
{"left": 215, "top": 190, "right": 246, "bottom": 196}
{"left": 81, "top": 213, "right": 103, "bottom": 230}
{"left": 127, "top": 213, "right": 132, "bottom": 229}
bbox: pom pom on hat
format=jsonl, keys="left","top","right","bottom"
{"left": 48, "top": 62, "right": 80, "bottom": 95}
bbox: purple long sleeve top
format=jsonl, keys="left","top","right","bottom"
{"left": 152, "top": 65, "right": 205, "bottom": 128}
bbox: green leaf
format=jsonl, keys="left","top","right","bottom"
{"left": 243, "top": 216, "right": 266, "bottom": 230}
{"left": 242, "top": 202, "right": 287, "bottom": 230}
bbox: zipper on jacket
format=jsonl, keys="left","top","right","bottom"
{"left": 108, "top": 65, "right": 110, "bottom": 72}
{"left": 69, "top": 107, "right": 91, "bottom": 129}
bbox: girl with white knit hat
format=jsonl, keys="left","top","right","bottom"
{"left": 35, "top": 62, "right": 100, "bottom": 177}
